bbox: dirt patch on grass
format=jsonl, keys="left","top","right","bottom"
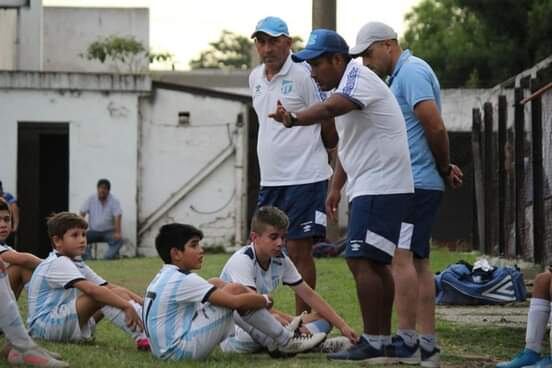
{"left": 437, "top": 301, "right": 529, "bottom": 328}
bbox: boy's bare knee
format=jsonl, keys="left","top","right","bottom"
{"left": 533, "top": 272, "right": 552, "bottom": 299}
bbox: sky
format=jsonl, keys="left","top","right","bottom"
{"left": 43, "top": 0, "right": 421, "bottom": 70}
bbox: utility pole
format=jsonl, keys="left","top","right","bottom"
{"left": 312, "top": 0, "right": 336, "bottom": 30}
{"left": 312, "top": 0, "right": 341, "bottom": 241}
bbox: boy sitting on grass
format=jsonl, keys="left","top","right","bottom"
{"left": 0, "top": 197, "right": 42, "bottom": 299}
{"left": 144, "top": 223, "right": 325, "bottom": 361}
{"left": 496, "top": 269, "right": 552, "bottom": 368}
{"left": 219, "top": 206, "right": 358, "bottom": 354}
{"left": 1, "top": 260, "right": 68, "bottom": 367}
{"left": 26, "top": 212, "right": 149, "bottom": 351}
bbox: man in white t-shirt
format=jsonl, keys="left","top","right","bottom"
{"left": 270, "top": 29, "right": 414, "bottom": 364}
{"left": 249, "top": 17, "right": 338, "bottom": 314}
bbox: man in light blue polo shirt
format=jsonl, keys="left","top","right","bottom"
{"left": 350, "top": 22, "right": 463, "bottom": 367}
{"left": 80, "top": 178, "right": 123, "bottom": 260}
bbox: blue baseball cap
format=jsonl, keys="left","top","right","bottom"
{"left": 292, "top": 29, "right": 349, "bottom": 62}
{"left": 251, "top": 16, "right": 289, "bottom": 38}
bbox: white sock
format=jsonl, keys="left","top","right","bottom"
{"left": 101, "top": 300, "right": 146, "bottom": 341}
{"left": 233, "top": 309, "right": 291, "bottom": 349}
{"left": 525, "top": 298, "right": 550, "bottom": 353}
{"left": 398, "top": 329, "right": 418, "bottom": 347}
{"left": 420, "top": 334, "right": 437, "bottom": 352}
{"left": 0, "top": 273, "right": 36, "bottom": 349}
{"left": 362, "top": 334, "right": 381, "bottom": 349}
{"left": 381, "top": 335, "right": 392, "bottom": 347}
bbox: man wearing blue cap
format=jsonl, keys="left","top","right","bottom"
{"left": 270, "top": 28, "right": 414, "bottom": 364}
{"left": 248, "top": 17, "right": 338, "bottom": 315}
{"left": 349, "top": 22, "right": 464, "bottom": 368}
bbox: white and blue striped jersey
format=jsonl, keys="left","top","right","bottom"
{"left": 0, "top": 243, "right": 14, "bottom": 267}
{"left": 143, "top": 264, "right": 217, "bottom": 359}
{"left": 27, "top": 252, "right": 106, "bottom": 330}
{"left": 220, "top": 244, "right": 303, "bottom": 294}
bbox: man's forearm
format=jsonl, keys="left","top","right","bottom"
{"left": 330, "top": 156, "right": 347, "bottom": 192}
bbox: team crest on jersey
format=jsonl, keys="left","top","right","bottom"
{"left": 281, "top": 80, "right": 293, "bottom": 95}
{"left": 254, "top": 84, "right": 262, "bottom": 96}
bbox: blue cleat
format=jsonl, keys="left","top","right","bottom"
{"left": 385, "top": 335, "right": 420, "bottom": 365}
{"left": 496, "top": 349, "right": 541, "bottom": 368}
{"left": 327, "top": 336, "right": 388, "bottom": 364}
{"left": 526, "top": 355, "right": 552, "bottom": 368}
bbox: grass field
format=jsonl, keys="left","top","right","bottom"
{"left": 1, "top": 247, "right": 527, "bottom": 367}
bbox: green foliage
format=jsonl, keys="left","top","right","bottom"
{"left": 402, "top": 0, "right": 552, "bottom": 87}
{"left": 82, "top": 35, "right": 173, "bottom": 73}
{"left": 190, "top": 30, "right": 253, "bottom": 70}
{"left": 190, "top": 30, "right": 304, "bottom": 70}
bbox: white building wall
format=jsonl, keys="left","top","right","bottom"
{"left": 138, "top": 88, "right": 247, "bottom": 255}
{"left": 0, "top": 9, "right": 17, "bottom": 70}
{"left": 43, "top": 6, "right": 149, "bottom": 73}
{"left": 0, "top": 81, "right": 143, "bottom": 255}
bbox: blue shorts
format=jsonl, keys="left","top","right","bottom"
{"left": 257, "top": 181, "right": 327, "bottom": 240}
{"left": 398, "top": 189, "right": 443, "bottom": 259}
{"left": 346, "top": 193, "right": 412, "bottom": 265}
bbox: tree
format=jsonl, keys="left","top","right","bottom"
{"left": 82, "top": 35, "right": 173, "bottom": 73}
{"left": 402, "top": 0, "right": 552, "bottom": 87}
{"left": 190, "top": 30, "right": 304, "bottom": 70}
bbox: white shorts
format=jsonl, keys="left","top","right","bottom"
{"left": 167, "top": 303, "right": 233, "bottom": 360}
{"left": 29, "top": 298, "right": 96, "bottom": 342}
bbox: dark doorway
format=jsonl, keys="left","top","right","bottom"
{"left": 17, "top": 123, "right": 69, "bottom": 258}
{"left": 432, "top": 132, "right": 474, "bottom": 246}
{"left": 246, "top": 106, "right": 260, "bottom": 239}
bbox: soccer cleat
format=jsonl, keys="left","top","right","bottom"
{"left": 311, "top": 336, "right": 353, "bottom": 354}
{"left": 525, "top": 355, "right": 552, "bottom": 368}
{"left": 7, "top": 346, "right": 69, "bottom": 367}
{"left": 327, "top": 336, "right": 388, "bottom": 364}
{"left": 496, "top": 349, "right": 541, "bottom": 368}
{"left": 385, "top": 335, "right": 420, "bottom": 365}
{"left": 421, "top": 345, "right": 441, "bottom": 368}
{"left": 285, "top": 311, "right": 306, "bottom": 334}
{"left": 278, "top": 332, "right": 326, "bottom": 354}
{"left": 136, "top": 338, "right": 151, "bottom": 352}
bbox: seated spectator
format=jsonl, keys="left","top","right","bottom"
{"left": 79, "top": 178, "right": 123, "bottom": 260}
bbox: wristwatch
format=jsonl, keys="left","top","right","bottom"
{"left": 439, "top": 164, "right": 452, "bottom": 177}
{"left": 285, "top": 112, "right": 298, "bottom": 128}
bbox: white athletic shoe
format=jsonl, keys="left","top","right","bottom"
{"left": 278, "top": 332, "right": 327, "bottom": 354}
{"left": 311, "top": 336, "right": 353, "bottom": 353}
{"left": 7, "top": 346, "right": 69, "bottom": 367}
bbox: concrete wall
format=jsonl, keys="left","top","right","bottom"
{"left": 43, "top": 7, "right": 149, "bottom": 73}
{"left": 138, "top": 87, "right": 248, "bottom": 255}
{"left": 0, "top": 9, "right": 17, "bottom": 70}
{"left": 0, "top": 71, "right": 150, "bottom": 255}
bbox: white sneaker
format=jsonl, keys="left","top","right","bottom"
{"left": 311, "top": 336, "right": 353, "bottom": 353}
{"left": 278, "top": 332, "right": 326, "bottom": 354}
{"left": 7, "top": 346, "right": 69, "bottom": 367}
{"left": 285, "top": 311, "right": 306, "bottom": 333}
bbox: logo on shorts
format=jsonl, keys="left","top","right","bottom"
{"left": 281, "top": 80, "right": 293, "bottom": 95}
{"left": 350, "top": 240, "right": 363, "bottom": 251}
{"left": 301, "top": 221, "right": 313, "bottom": 233}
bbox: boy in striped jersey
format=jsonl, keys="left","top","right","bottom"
{"left": 144, "top": 223, "right": 325, "bottom": 360}
{"left": 1, "top": 260, "right": 69, "bottom": 367}
{"left": 0, "top": 197, "right": 42, "bottom": 299}
{"left": 26, "top": 212, "right": 149, "bottom": 351}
